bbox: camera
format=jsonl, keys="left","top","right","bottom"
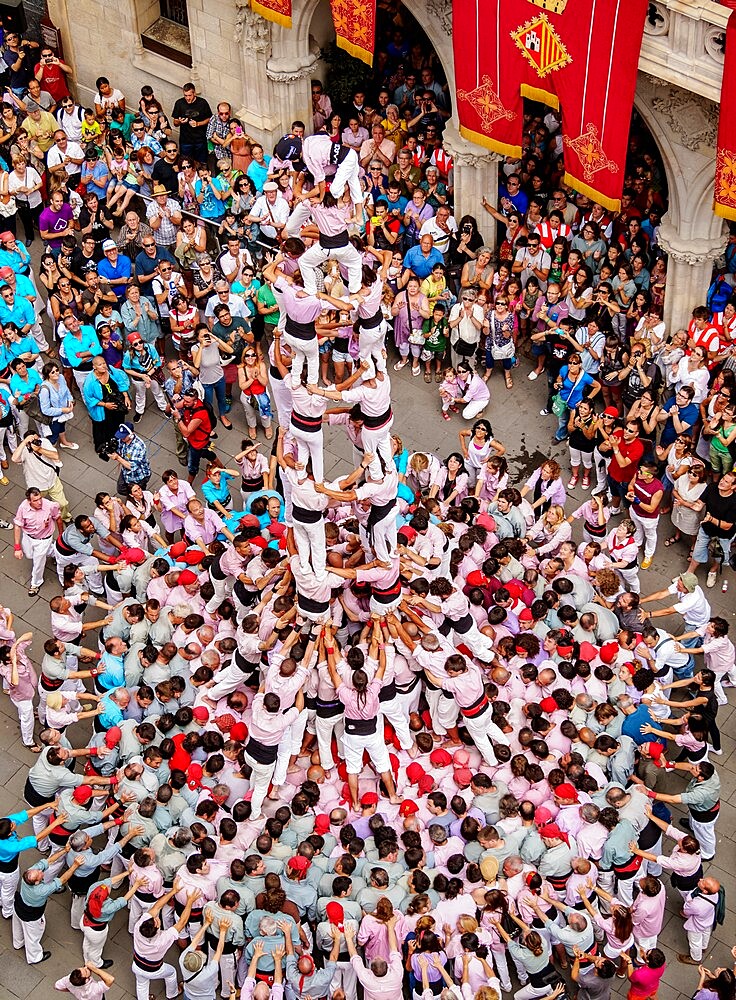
{"left": 98, "top": 438, "right": 119, "bottom": 459}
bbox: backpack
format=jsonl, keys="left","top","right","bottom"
{"left": 692, "top": 887, "right": 726, "bottom": 926}
{"left": 193, "top": 399, "right": 216, "bottom": 434}
{"left": 706, "top": 273, "right": 734, "bottom": 315}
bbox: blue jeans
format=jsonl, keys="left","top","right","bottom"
{"left": 203, "top": 377, "right": 227, "bottom": 418}
{"left": 555, "top": 410, "right": 569, "bottom": 442}
{"left": 674, "top": 634, "right": 699, "bottom": 679}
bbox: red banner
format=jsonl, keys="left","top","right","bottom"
{"left": 714, "top": 9, "right": 736, "bottom": 220}
{"left": 250, "top": 0, "right": 291, "bottom": 29}
{"left": 330, "top": 0, "right": 376, "bottom": 65}
{"left": 453, "top": 0, "right": 648, "bottom": 211}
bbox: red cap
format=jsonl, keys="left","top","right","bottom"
{"left": 646, "top": 742, "right": 665, "bottom": 765}
{"left": 187, "top": 762, "right": 203, "bottom": 790}
{"left": 539, "top": 822, "right": 568, "bottom": 843}
{"left": 454, "top": 767, "right": 473, "bottom": 788}
{"left": 170, "top": 748, "right": 191, "bottom": 772}
{"left": 169, "top": 540, "right": 188, "bottom": 558}
{"left": 237, "top": 514, "right": 260, "bottom": 528}
{"left": 360, "top": 792, "right": 379, "bottom": 806}
{"left": 518, "top": 608, "right": 534, "bottom": 622}
{"left": 476, "top": 513, "right": 496, "bottom": 532}
{"left": 417, "top": 774, "right": 434, "bottom": 795}
{"left": 250, "top": 536, "right": 268, "bottom": 550}
{"left": 104, "top": 725, "right": 122, "bottom": 748}
{"left": 397, "top": 525, "right": 417, "bottom": 544}
{"left": 192, "top": 706, "right": 209, "bottom": 722}
{"left": 127, "top": 332, "right": 142, "bottom": 344}
{"left": 599, "top": 641, "right": 619, "bottom": 664}
{"left": 288, "top": 855, "right": 311, "bottom": 872}
{"left": 325, "top": 901, "right": 345, "bottom": 929}
{"left": 406, "top": 762, "right": 425, "bottom": 785}
{"left": 578, "top": 641, "right": 598, "bottom": 662}
{"left": 0, "top": 231, "right": 15, "bottom": 243}
{"left": 399, "top": 800, "right": 419, "bottom": 817}
{"left": 72, "top": 785, "right": 93, "bottom": 804}
{"left": 0, "top": 265, "right": 13, "bottom": 278}
{"left": 429, "top": 748, "right": 452, "bottom": 767}
{"left": 515, "top": 646, "right": 527, "bottom": 656}
{"left": 120, "top": 546, "right": 147, "bottom": 565}
{"left": 230, "top": 722, "right": 247, "bottom": 742}
{"left": 603, "top": 406, "right": 620, "bottom": 417}
{"left": 453, "top": 748, "right": 470, "bottom": 766}
{"left": 183, "top": 550, "right": 205, "bottom": 565}
{"left": 314, "top": 814, "right": 330, "bottom": 835}
{"left": 556, "top": 644, "right": 574, "bottom": 657}
{"left": 178, "top": 569, "right": 198, "bottom": 585}
{"left": 554, "top": 782, "right": 579, "bottom": 802}
{"left": 466, "top": 569, "right": 489, "bottom": 588}
{"left": 215, "top": 713, "right": 236, "bottom": 733}
{"left": 540, "top": 697, "right": 558, "bottom": 713}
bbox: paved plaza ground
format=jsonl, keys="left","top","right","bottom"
{"left": 0, "top": 334, "right": 734, "bottom": 1000}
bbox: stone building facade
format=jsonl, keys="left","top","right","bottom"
{"left": 47, "top": 0, "right": 730, "bottom": 328}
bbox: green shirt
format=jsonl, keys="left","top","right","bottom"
{"left": 257, "top": 283, "right": 278, "bottom": 328}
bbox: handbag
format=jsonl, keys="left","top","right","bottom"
{"left": 552, "top": 369, "right": 585, "bottom": 418}
{"left": 406, "top": 293, "right": 425, "bottom": 345}
{"left": 489, "top": 314, "right": 515, "bottom": 361}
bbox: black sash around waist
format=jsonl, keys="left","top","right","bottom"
{"left": 372, "top": 578, "right": 402, "bottom": 604}
{"left": 14, "top": 890, "right": 45, "bottom": 922}
{"left": 285, "top": 316, "right": 315, "bottom": 342}
{"left": 292, "top": 503, "right": 323, "bottom": 524}
{"left": 269, "top": 364, "right": 283, "bottom": 382}
{"left": 298, "top": 593, "right": 330, "bottom": 614}
{"left": 360, "top": 309, "right": 383, "bottom": 330}
{"left": 241, "top": 474, "right": 265, "bottom": 491}
{"left": 367, "top": 498, "right": 395, "bottom": 541}
{"left": 319, "top": 231, "right": 349, "bottom": 249}
{"left": 362, "top": 407, "right": 392, "bottom": 429}
{"left": 344, "top": 716, "right": 377, "bottom": 736}
{"left": 689, "top": 800, "right": 720, "bottom": 823}
{"left": 291, "top": 410, "right": 323, "bottom": 434}
{"left": 245, "top": 737, "right": 278, "bottom": 765}
{"left": 378, "top": 680, "right": 397, "bottom": 703}
{"left": 315, "top": 697, "right": 343, "bottom": 718}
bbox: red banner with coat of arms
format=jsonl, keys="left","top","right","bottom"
{"left": 453, "top": 0, "right": 648, "bottom": 211}
{"left": 249, "top": 0, "right": 377, "bottom": 65}
{"left": 714, "top": 8, "right": 736, "bottom": 220}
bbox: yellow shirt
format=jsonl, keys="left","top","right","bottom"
{"left": 420, "top": 274, "right": 447, "bottom": 304}
{"left": 22, "top": 110, "right": 58, "bottom": 153}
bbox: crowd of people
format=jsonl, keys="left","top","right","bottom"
{"left": 0, "top": 13, "right": 736, "bottom": 1000}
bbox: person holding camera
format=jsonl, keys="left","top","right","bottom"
{"left": 11, "top": 433, "right": 70, "bottom": 523}
{"left": 81, "top": 357, "right": 131, "bottom": 458}
{"left": 109, "top": 423, "right": 151, "bottom": 496}
{"left": 2, "top": 33, "right": 39, "bottom": 96}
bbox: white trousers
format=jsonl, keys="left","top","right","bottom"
{"left": 379, "top": 696, "right": 413, "bottom": 752}
{"left": 631, "top": 509, "right": 659, "bottom": 560}
{"left": 300, "top": 242, "right": 362, "bottom": 295}
{"left": 453, "top": 622, "right": 495, "bottom": 662}
{"left": 315, "top": 712, "right": 344, "bottom": 770}
{"left": 358, "top": 322, "right": 387, "bottom": 377}
{"left": 1, "top": 868, "right": 20, "bottom": 919}
{"left": 360, "top": 513, "right": 397, "bottom": 564}
{"left": 687, "top": 928, "right": 711, "bottom": 962}
{"left": 283, "top": 332, "right": 319, "bottom": 385}
{"left": 617, "top": 565, "right": 641, "bottom": 595}
{"left": 83, "top": 923, "right": 109, "bottom": 965}
{"left": 133, "top": 961, "right": 180, "bottom": 1000}
{"left": 330, "top": 149, "right": 363, "bottom": 207}
{"left": 205, "top": 572, "right": 235, "bottom": 613}
{"left": 462, "top": 399, "right": 488, "bottom": 420}
{"left": 426, "top": 688, "right": 458, "bottom": 736}
{"left": 360, "top": 423, "right": 394, "bottom": 481}
{"left": 291, "top": 426, "right": 324, "bottom": 482}
{"left": 292, "top": 517, "right": 327, "bottom": 580}
{"left": 54, "top": 550, "right": 103, "bottom": 593}
{"left": 691, "top": 816, "right": 717, "bottom": 859}
{"left": 331, "top": 960, "right": 359, "bottom": 1000}
{"left": 342, "top": 730, "right": 391, "bottom": 775}
{"left": 72, "top": 368, "right": 90, "bottom": 392}
{"left": 243, "top": 752, "right": 276, "bottom": 821}
{"left": 133, "top": 377, "right": 168, "bottom": 415}
{"left": 12, "top": 912, "right": 46, "bottom": 964}
{"left": 14, "top": 699, "right": 35, "bottom": 747}
{"left": 269, "top": 374, "right": 293, "bottom": 427}
{"left": 463, "top": 709, "right": 506, "bottom": 766}
{"left": 21, "top": 533, "right": 55, "bottom": 589}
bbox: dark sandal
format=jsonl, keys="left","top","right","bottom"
{"left": 664, "top": 536, "right": 679, "bottom": 547}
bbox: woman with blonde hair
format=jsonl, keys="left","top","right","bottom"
{"left": 525, "top": 504, "right": 571, "bottom": 558}
{"left": 407, "top": 450, "right": 442, "bottom": 498}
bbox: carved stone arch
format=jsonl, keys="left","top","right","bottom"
{"left": 632, "top": 90, "right": 682, "bottom": 233}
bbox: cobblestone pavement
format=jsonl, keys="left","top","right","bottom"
{"left": 0, "top": 328, "right": 733, "bottom": 1000}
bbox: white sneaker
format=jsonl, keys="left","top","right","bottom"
{"left": 528, "top": 370, "right": 539, "bottom": 381}
{"left": 706, "top": 571, "right": 717, "bottom": 588}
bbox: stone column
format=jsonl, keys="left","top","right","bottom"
{"left": 657, "top": 219, "right": 728, "bottom": 331}
{"left": 442, "top": 122, "right": 500, "bottom": 254}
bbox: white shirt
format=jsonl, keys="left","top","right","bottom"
{"left": 46, "top": 141, "right": 84, "bottom": 176}
{"left": 248, "top": 194, "right": 290, "bottom": 240}
{"left": 419, "top": 215, "right": 457, "bottom": 255}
